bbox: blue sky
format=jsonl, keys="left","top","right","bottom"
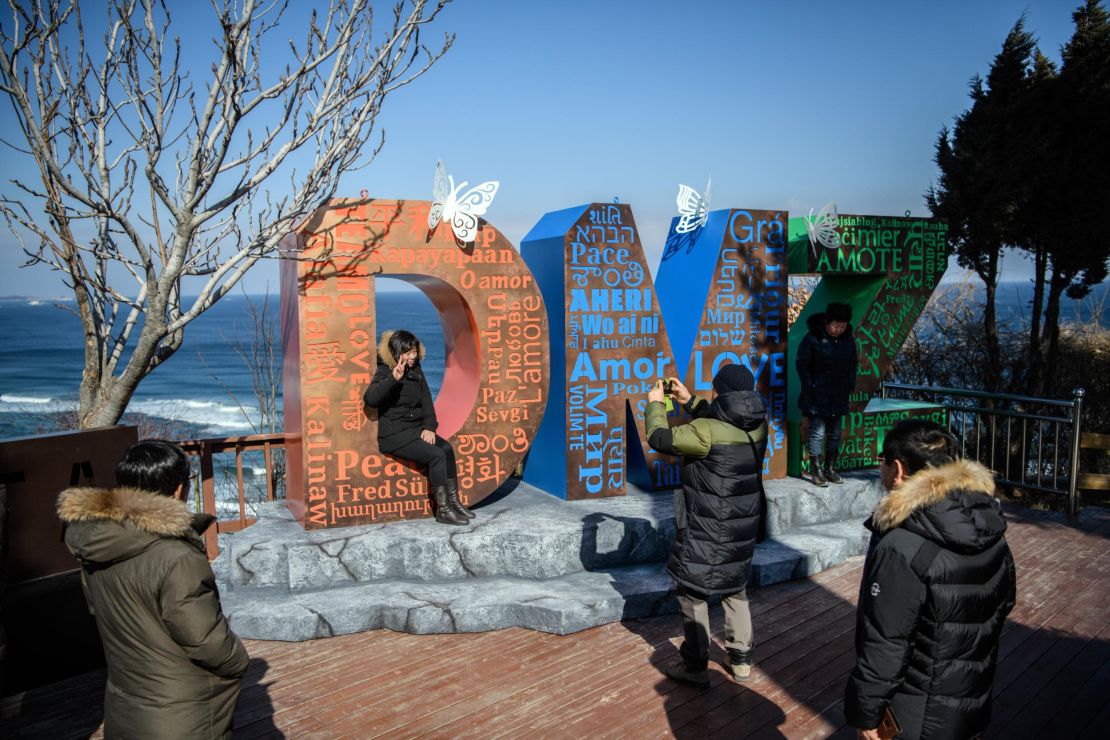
{"left": 0, "top": 0, "right": 1084, "bottom": 296}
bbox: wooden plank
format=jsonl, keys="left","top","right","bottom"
{"left": 437, "top": 618, "right": 684, "bottom": 738}
{"left": 235, "top": 631, "right": 460, "bottom": 736}
{"left": 1080, "top": 432, "right": 1110, "bottom": 450}
{"left": 647, "top": 598, "right": 860, "bottom": 734}
{"left": 518, "top": 568, "right": 865, "bottom": 738}
{"left": 1077, "top": 472, "right": 1110, "bottom": 491}
{"left": 398, "top": 564, "right": 867, "bottom": 739}
{"left": 240, "top": 629, "right": 524, "bottom": 738}
{"left": 988, "top": 557, "right": 1110, "bottom": 734}
{"left": 997, "top": 521, "right": 1110, "bottom": 664}
{"left": 990, "top": 622, "right": 1110, "bottom": 740}
{"left": 326, "top": 620, "right": 674, "bottom": 738}
{"left": 6, "top": 504, "right": 1110, "bottom": 739}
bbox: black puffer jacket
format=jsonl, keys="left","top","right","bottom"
{"left": 362, "top": 331, "right": 437, "bottom": 453}
{"left": 645, "top": 390, "right": 768, "bottom": 595}
{"left": 845, "top": 460, "right": 1016, "bottom": 740}
{"left": 796, "top": 311, "right": 858, "bottom": 417}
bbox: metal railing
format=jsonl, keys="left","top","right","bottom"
{"left": 178, "top": 433, "right": 286, "bottom": 557}
{"left": 881, "top": 382, "right": 1085, "bottom": 516}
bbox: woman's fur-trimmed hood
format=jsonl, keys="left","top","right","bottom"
{"left": 58, "top": 486, "right": 202, "bottom": 565}
{"left": 872, "top": 459, "right": 1006, "bottom": 552}
{"left": 377, "top": 330, "right": 427, "bottom": 368}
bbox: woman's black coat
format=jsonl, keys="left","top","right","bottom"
{"left": 844, "top": 460, "right": 1017, "bottom": 740}
{"left": 796, "top": 311, "right": 858, "bottom": 417}
{"left": 362, "top": 331, "right": 437, "bottom": 453}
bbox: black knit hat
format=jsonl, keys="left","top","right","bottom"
{"left": 825, "top": 302, "right": 852, "bottom": 323}
{"left": 712, "top": 363, "right": 755, "bottom": 394}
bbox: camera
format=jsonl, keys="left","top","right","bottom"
{"left": 661, "top": 378, "right": 673, "bottom": 393}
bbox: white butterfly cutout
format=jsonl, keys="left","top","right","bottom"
{"left": 675, "top": 176, "right": 712, "bottom": 234}
{"left": 804, "top": 201, "right": 841, "bottom": 256}
{"left": 427, "top": 160, "right": 500, "bottom": 243}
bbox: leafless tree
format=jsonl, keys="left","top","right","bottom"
{"left": 0, "top": 0, "right": 453, "bottom": 427}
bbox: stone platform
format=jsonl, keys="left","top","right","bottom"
{"left": 216, "top": 472, "right": 883, "bottom": 641}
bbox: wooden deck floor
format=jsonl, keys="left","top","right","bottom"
{"left": 6, "top": 504, "right": 1110, "bottom": 739}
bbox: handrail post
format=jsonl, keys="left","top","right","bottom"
{"left": 881, "top": 381, "right": 887, "bottom": 400}
{"left": 200, "top": 441, "right": 219, "bottom": 558}
{"left": 1068, "top": 387, "right": 1085, "bottom": 518}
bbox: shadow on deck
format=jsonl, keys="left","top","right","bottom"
{"left": 4, "top": 505, "right": 1110, "bottom": 739}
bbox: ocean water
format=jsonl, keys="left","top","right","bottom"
{"left": 0, "top": 280, "right": 1105, "bottom": 442}
{"left": 0, "top": 290, "right": 445, "bottom": 441}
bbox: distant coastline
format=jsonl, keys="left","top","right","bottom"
{"left": 0, "top": 281, "right": 423, "bottom": 302}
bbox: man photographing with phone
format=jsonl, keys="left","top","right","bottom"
{"left": 644, "top": 364, "right": 768, "bottom": 686}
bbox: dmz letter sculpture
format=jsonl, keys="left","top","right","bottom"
{"left": 786, "top": 212, "right": 949, "bottom": 475}
{"left": 521, "top": 203, "right": 788, "bottom": 500}
{"left": 278, "top": 192, "right": 947, "bottom": 529}
{"left": 280, "top": 198, "right": 550, "bottom": 529}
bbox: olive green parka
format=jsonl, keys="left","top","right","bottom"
{"left": 58, "top": 486, "right": 249, "bottom": 739}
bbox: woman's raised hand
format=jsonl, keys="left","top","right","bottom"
{"left": 392, "top": 360, "right": 406, "bottom": 381}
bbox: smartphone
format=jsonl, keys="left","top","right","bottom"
{"left": 660, "top": 379, "right": 674, "bottom": 412}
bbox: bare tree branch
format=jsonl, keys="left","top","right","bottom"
{"left": 0, "top": 0, "right": 454, "bottom": 427}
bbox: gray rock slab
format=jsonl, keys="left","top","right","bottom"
{"left": 764, "top": 519, "right": 873, "bottom": 579}
{"left": 215, "top": 474, "right": 883, "bottom": 639}
{"left": 750, "top": 541, "right": 806, "bottom": 586}
{"left": 216, "top": 481, "right": 678, "bottom": 591}
{"left": 764, "top": 471, "right": 883, "bottom": 536}
{"left": 222, "top": 563, "right": 679, "bottom": 640}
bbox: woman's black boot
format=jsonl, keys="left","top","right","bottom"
{"left": 809, "top": 456, "right": 829, "bottom": 487}
{"left": 824, "top": 452, "right": 844, "bottom": 484}
{"left": 445, "top": 478, "right": 475, "bottom": 519}
{"left": 432, "top": 484, "right": 468, "bottom": 526}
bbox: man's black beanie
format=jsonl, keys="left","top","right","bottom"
{"left": 712, "top": 363, "right": 756, "bottom": 395}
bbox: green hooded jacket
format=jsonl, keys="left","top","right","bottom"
{"left": 646, "top": 390, "right": 768, "bottom": 594}
{"left": 58, "top": 486, "right": 248, "bottom": 739}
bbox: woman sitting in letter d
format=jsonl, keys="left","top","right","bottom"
{"left": 363, "top": 329, "right": 471, "bottom": 526}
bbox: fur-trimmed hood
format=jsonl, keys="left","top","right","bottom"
{"left": 377, "top": 329, "right": 427, "bottom": 368}
{"left": 872, "top": 459, "right": 1006, "bottom": 553}
{"left": 58, "top": 486, "right": 208, "bottom": 565}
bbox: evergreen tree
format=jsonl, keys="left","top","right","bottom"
{"left": 1012, "top": 50, "right": 1058, "bottom": 393}
{"left": 928, "top": 18, "right": 1039, "bottom": 393}
{"left": 1036, "top": 0, "right": 1110, "bottom": 393}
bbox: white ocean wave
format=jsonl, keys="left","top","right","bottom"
{"left": 128, "top": 399, "right": 260, "bottom": 434}
{"left": 0, "top": 395, "right": 76, "bottom": 414}
{"left": 0, "top": 394, "right": 267, "bottom": 436}
{"left": 207, "top": 498, "right": 263, "bottom": 519}
{"left": 0, "top": 393, "right": 57, "bottom": 404}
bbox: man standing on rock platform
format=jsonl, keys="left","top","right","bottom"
{"left": 644, "top": 364, "right": 768, "bottom": 687}
{"left": 796, "top": 301, "right": 857, "bottom": 487}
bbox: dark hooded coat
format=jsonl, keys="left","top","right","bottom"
{"left": 57, "top": 486, "right": 249, "bottom": 739}
{"left": 844, "top": 460, "right": 1016, "bottom": 740}
{"left": 362, "top": 330, "right": 437, "bottom": 452}
{"left": 646, "top": 390, "right": 768, "bottom": 595}
{"left": 796, "top": 311, "right": 858, "bottom": 417}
